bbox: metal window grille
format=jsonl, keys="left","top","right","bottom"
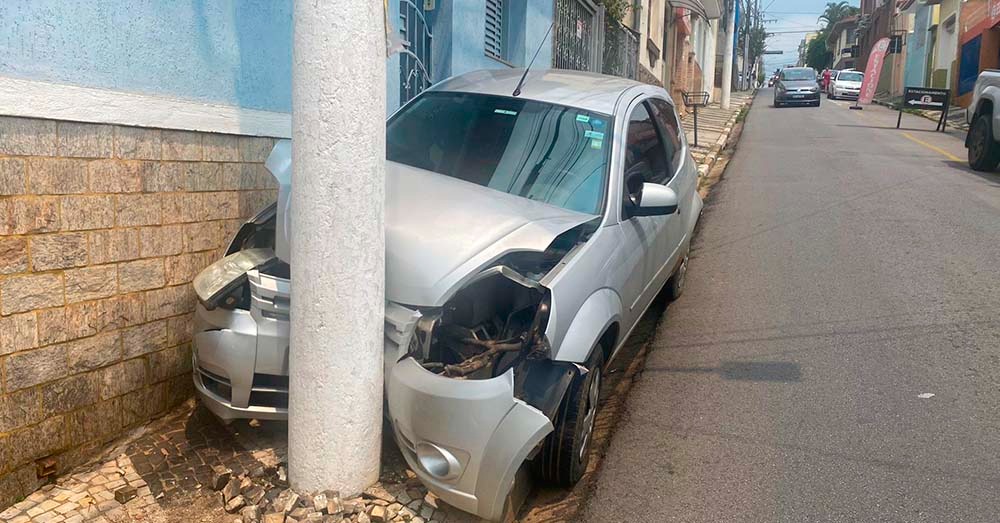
{"left": 554, "top": 0, "right": 603, "bottom": 72}
{"left": 399, "top": 0, "right": 433, "bottom": 105}
{"left": 485, "top": 0, "right": 504, "bottom": 59}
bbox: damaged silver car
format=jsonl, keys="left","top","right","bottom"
{"left": 191, "top": 69, "right": 702, "bottom": 521}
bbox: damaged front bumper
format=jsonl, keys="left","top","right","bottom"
{"left": 387, "top": 357, "right": 552, "bottom": 521}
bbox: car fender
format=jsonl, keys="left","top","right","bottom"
{"left": 974, "top": 84, "right": 1000, "bottom": 141}
{"left": 552, "top": 288, "right": 623, "bottom": 364}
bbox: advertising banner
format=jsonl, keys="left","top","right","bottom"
{"left": 858, "top": 37, "right": 890, "bottom": 105}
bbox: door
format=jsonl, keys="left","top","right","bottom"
{"left": 616, "top": 98, "right": 678, "bottom": 327}
{"left": 645, "top": 98, "right": 688, "bottom": 290}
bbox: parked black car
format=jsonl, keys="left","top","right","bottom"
{"left": 774, "top": 67, "right": 821, "bottom": 108}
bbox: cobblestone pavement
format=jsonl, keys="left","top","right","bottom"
{"left": 0, "top": 399, "right": 477, "bottom": 523}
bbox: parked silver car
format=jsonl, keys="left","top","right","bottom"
{"left": 191, "top": 69, "right": 702, "bottom": 520}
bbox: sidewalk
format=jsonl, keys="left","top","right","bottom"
{"left": 680, "top": 92, "right": 756, "bottom": 178}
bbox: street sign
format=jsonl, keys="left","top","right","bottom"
{"left": 896, "top": 87, "right": 951, "bottom": 132}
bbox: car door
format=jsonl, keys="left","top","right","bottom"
{"left": 644, "top": 98, "right": 688, "bottom": 293}
{"left": 616, "top": 97, "right": 675, "bottom": 327}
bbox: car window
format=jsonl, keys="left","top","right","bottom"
{"left": 647, "top": 98, "right": 684, "bottom": 179}
{"left": 386, "top": 92, "right": 611, "bottom": 215}
{"left": 781, "top": 69, "right": 816, "bottom": 81}
{"left": 839, "top": 72, "right": 863, "bottom": 82}
{"left": 623, "top": 102, "right": 669, "bottom": 187}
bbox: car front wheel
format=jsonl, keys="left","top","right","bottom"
{"left": 968, "top": 114, "right": 1000, "bottom": 172}
{"left": 535, "top": 349, "right": 604, "bottom": 486}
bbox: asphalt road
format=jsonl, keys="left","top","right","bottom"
{"left": 582, "top": 89, "right": 1000, "bottom": 522}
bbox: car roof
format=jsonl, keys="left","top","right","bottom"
{"left": 429, "top": 68, "right": 649, "bottom": 115}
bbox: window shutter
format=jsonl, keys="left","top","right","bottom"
{"left": 485, "top": 0, "right": 504, "bottom": 59}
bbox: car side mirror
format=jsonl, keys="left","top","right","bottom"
{"left": 629, "top": 183, "right": 679, "bottom": 217}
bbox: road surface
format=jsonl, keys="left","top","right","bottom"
{"left": 583, "top": 90, "right": 1000, "bottom": 522}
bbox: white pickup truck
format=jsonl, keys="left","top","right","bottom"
{"left": 966, "top": 69, "right": 1000, "bottom": 170}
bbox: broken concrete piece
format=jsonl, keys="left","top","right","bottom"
{"left": 241, "top": 504, "right": 262, "bottom": 523}
{"left": 311, "top": 491, "right": 327, "bottom": 513}
{"left": 262, "top": 514, "right": 286, "bottom": 523}
{"left": 226, "top": 495, "right": 247, "bottom": 514}
{"left": 223, "top": 477, "right": 242, "bottom": 503}
{"left": 370, "top": 505, "right": 387, "bottom": 522}
{"left": 363, "top": 485, "right": 396, "bottom": 504}
{"left": 246, "top": 486, "right": 267, "bottom": 506}
{"left": 114, "top": 486, "right": 137, "bottom": 504}
{"left": 357, "top": 512, "right": 371, "bottom": 523}
{"left": 288, "top": 507, "right": 310, "bottom": 520}
{"left": 274, "top": 489, "right": 300, "bottom": 514}
{"left": 211, "top": 466, "right": 233, "bottom": 490}
{"left": 422, "top": 492, "right": 439, "bottom": 510}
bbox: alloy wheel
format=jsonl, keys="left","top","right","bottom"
{"left": 579, "top": 367, "right": 601, "bottom": 460}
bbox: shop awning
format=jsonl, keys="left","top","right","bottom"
{"left": 669, "top": 0, "right": 723, "bottom": 20}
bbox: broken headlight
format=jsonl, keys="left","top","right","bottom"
{"left": 193, "top": 248, "right": 276, "bottom": 310}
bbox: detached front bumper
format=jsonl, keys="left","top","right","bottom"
{"left": 387, "top": 358, "right": 553, "bottom": 521}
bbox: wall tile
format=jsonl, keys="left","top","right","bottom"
{"left": 57, "top": 122, "right": 114, "bottom": 158}
{"left": 27, "top": 158, "right": 88, "bottom": 194}
{"left": 64, "top": 265, "right": 118, "bottom": 303}
{"left": 29, "top": 232, "right": 88, "bottom": 271}
{"left": 0, "top": 273, "right": 63, "bottom": 314}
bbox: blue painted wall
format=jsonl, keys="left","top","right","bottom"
{"left": 904, "top": 5, "right": 930, "bottom": 88}
{"left": 427, "top": 0, "right": 553, "bottom": 83}
{"left": 0, "top": 0, "right": 292, "bottom": 113}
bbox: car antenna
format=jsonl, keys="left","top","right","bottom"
{"left": 513, "top": 22, "right": 554, "bottom": 97}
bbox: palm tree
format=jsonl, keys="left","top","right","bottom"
{"left": 818, "top": 1, "right": 860, "bottom": 28}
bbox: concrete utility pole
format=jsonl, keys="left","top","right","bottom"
{"left": 721, "top": 0, "right": 736, "bottom": 109}
{"left": 704, "top": 19, "right": 719, "bottom": 102}
{"left": 288, "top": 1, "right": 386, "bottom": 496}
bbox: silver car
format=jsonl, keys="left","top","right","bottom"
{"left": 191, "top": 69, "right": 702, "bottom": 520}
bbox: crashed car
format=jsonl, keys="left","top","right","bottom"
{"left": 192, "top": 69, "right": 702, "bottom": 520}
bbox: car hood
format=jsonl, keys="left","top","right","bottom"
{"left": 835, "top": 80, "right": 862, "bottom": 87}
{"left": 385, "top": 162, "right": 596, "bottom": 307}
{"left": 780, "top": 80, "right": 817, "bottom": 89}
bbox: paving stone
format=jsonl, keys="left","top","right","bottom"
{"left": 113, "top": 485, "right": 137, "bottom": 503}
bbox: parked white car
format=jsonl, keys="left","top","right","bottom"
{"left": 191, "top": 69, "right": 702, "bottom": 520}
{"left": 828, "top": 70, "right": 863, "bottom": 100}
{"left": 967, "top": 69, "right": 1000, "bottom": 171}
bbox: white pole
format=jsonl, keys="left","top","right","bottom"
{"left": 703, "top": 19, "right": 719, "bottom": 102}
{"left": 721, "top": 1, "right": 736, "bottom": 109}
{"left": 288, "top": 0, "right": 385, "bottom": 496}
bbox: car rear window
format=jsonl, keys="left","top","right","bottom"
{"left": 386, "top": 92, "right": 611, "bottom": 215}
{"left": 838, "top": 72, "right": 863, "bottom": 82}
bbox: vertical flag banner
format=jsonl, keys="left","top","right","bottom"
{"left": 859, "top": 37, "right": 890, "bottom": 105}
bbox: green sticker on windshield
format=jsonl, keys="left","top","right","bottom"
{"left": 494, "top": 109, "right": 517, "bottom": 116}
{"left": 584, "top": 130, "right": 604, "bottom": 140}
{"left": 576, "top": 114, "right": 590, "bottom": 123}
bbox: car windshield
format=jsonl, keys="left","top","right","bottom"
{"left": 838, "top": 72, "right": 863, "bottom": 82}
{"left": 781, "top": 69, "right": 816, "bottom": 81}
{"left": 386, "top": 92, "right": 611, "bottom": 215}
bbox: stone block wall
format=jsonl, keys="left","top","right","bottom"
{"left": 0, "top": 115, "right": 278, "bottom": 508}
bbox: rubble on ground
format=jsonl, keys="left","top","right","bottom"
{"left": 210, "top": 463, "right": 444, "bottom": 523}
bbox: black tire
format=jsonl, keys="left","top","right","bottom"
{"left": 968, "top": 114, "right": 1000, "bottom": 172}
{"left": 774, "top": 99, "right": 782, "bottom": 108}
{"left": 666, "top": 253, "right": 689, "bottom": 301}
{"left": 535, "top": 349, "right": 605, "bottom": 486}
{"left": 813, "top": 100, "right": 821, "bottom": 107}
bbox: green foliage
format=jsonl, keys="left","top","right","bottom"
{"left": 806, "top": 36, "right": 832, "bottom": 69}
{"left": 596, "top": 0, "right": 635, "bottom": 22}
{"left": 818, "top": 2, "right": 860, "bottom": 28}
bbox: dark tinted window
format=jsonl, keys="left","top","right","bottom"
{"left": 386, "top": 92, "right": 611, "bottom": 215}
{"left": 623, "top": 102, "right": 669, "bottom": 185}
{"left": 647, "top": 98, "right": 684, "bottom": 177}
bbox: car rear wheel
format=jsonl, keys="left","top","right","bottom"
{"left": 968, "top": 114, "right": 1000, "bottom": 172}
{"left": 666, "top": 253, "right": 689, "bottom": 301}
{"left": 535, "top": 349, "right": 604, "bottom": 486}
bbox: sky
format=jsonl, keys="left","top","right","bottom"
{"left": 758, "top": 0, "right": 861, "bottom": 73}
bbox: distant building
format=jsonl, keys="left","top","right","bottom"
{"left": 797, "top": 31, "right": 820, "bottom": 67}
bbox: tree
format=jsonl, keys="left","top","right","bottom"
{"left": 818, "top": 1, "right": 860, "bottom": 29}
{"left": 806, "top": 36, "right": 832, "bottom": 70}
